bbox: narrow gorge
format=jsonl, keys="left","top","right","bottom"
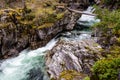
{"left": 0, "top": 0, "right": 120, "bottom": 80}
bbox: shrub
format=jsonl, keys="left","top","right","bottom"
{"left": 94, "top": 7, "right": 120, "bottom": 31}
{"left": 92, "top": 4, "right": 120, "bottom": 80}
{"left": 59, "top": 70, "right": 86, "bottom": 80}
{"left": 92, "top": 58, "right": 120, "bottom": 80}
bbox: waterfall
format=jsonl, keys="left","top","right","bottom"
{"left": 0, "top": 39, "right": 58, "bottom": 80}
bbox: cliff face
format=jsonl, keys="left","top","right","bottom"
{"left": 0, "top": 9, "right": 80, "bottom": 59}
{"left": 0, "top": 0, "right": 95, "bottom": 59}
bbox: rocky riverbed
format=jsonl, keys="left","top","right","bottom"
{"left": 45, "top": 30, "right": 102, "bottom": 80}
{"left": 0, "top": 0, "right": 110, "bottom": 80}
{"left": 0, "top": 0, "right": 100, "bottom": 59}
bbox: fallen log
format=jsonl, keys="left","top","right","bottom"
{"left": 67, "top": 7, "right": 97, "bottom": 16}
{"left": 56, "top": 5, "right": 97, "bottom": 16}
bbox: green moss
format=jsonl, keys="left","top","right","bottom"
{"left": 84, "top": 76, "right": 90, "bottom": 80}
{"left": 59, "top": 70, "right": 86, "bottom": 80}
{"left": 93, "top": 7, "right": 120, "bottom": 56}
{"left": 33, "top": 13, "right": 58, "bottom": 27}
{"left": 56, "top": 12, "right": 65, "bottom": 20}
{"left": 117, "top": 37, "right": 120, "bottom": 44}
{"left": 107, "top": 46, "right": 120, "bottom": 58}
{"left": 43, "top": 13, "right": 57, "bottom": 23}
{"left": 21, "top": 13, "right": 35, "bottom": 21}
{"left": 92, "top": 58, "right": 120, "bottom": 80}
{"left": 37, "top": 23, "right": 53, "bottom": 29}
{"left": 94, "top": 8, "right": 120, "bottom": 31}
{"left": 92, "top": 7, "right": 120, "bottom": 80}
{"left": 0, "top": 0, "right": 65, "bottom": 30}
{"left": 0, "top": 22, "right": 14, "bottom": 29}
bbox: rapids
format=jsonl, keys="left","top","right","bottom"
{"left": 0, "top": 6, "right": 100, "bottom": 80}
{"left": 0, "top": 39, "right": 57, "bottom": 80}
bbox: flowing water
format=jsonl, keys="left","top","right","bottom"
{"left": 77, "top": 6, "right": 100, "bottom": 27}
{"left": 0, "top": 7, "right": 100, "bottom": 80}
{"left": 0, "top": 39, "right": 58, "bottom": 80}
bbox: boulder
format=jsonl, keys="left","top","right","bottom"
{"left": 45, "top": 38, "right": 102, "bottom": 79}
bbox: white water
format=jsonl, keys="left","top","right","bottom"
{"left": 0, "top": 32, "right": 92, "bottom": 80}
{"left": 77, "top": 6, "right": 100, "bottom": 27}
{"left": 59, "top": 30, "right": 92, "bottom": 41}
{"left": 0, "top": 6, "right": 100, "bottom": 80}
{"left": 0, "top": 39, "right": 58, "bottom": 80}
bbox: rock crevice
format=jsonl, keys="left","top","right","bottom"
{"left": 45, "top": 38, "right": 102, "bottom": 79}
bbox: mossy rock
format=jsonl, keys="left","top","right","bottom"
{"left": 0, "top": 0, "right": 66, "bottom": 30}
{"left": 37, "top": 23, "right": 54, "bottom": 29}
{"left": 58, "top": 70, "right": 87, "bottom": 80}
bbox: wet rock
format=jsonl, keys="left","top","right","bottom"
{"left": 0, "top": 0, "right": 96, "bottom": 59}
{"left": 0, "top": 9, "right": 80, "bottom": 59}
{"left": 45, "top": 38, "right": 102, "bottom": 79}
{"left": 65, "top": 13, "right": 77, "bottom": 30}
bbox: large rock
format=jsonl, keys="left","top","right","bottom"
{"left": 45, "top": 38, "right": 102, "bottom": 79}
{"left": 0, "top": 9, "right": 80, "bottom": 59}
{"left": 0, "top": 0, "right": 96, "bottom": 59}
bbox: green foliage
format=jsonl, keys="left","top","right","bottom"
{"left": 108, "top": 45, "right": 120, "bottom": 58}
{"left": 0, "top": 0, "right": 65, "bottom": 29}
{"left": 92, "top": 7, "right": 120, "bottom": 80}
{"left": 34, "top": 13, "right": 58, "bottom": 26}
{"left": 34, "top": 11, "right": 65, "bottom": 29}
{"left": 21, "top": 13, "right": 35, "bottom": 21}
{"left": 93, "top": 7, "right": 120, "bottom": 47}
{"left": 93, "top": 58, "right": 120, "bottom": 80}
{"left": 84, "top": 76, "right": 90, "bottom": 80}
{"left": 37, "top": 23, "right": 53, "bottom": 29}
{"left": 117, "top": 37, "right": 120, "bottom": 44}
{"left": 58, "top": 70, "right": 86, "bottom": 80}
{"left": 56, "top": 13, "right": 65, "bottom": 20}
{"left": 43, "top": 13, "right": 57, "bottom": 23}
{"left": 94, "top": 7, "right": 120, "bottom": 32}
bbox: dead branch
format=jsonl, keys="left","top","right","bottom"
{"left": 67, "top": 7, "right": 97, "bottom": 16}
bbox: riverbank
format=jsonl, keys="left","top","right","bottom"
{"left": 0, "top": 0, "right": 84, "bottom": 59}
{"left": 0, "top": 0, "right": 120, "bottom": 80}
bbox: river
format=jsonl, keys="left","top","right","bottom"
{"left": 0, "top": 6, "right": 100, "bottom": 80}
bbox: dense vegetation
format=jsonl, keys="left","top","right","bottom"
{"left": 93, "top": 58, "right": 120, "bottom": 80}
{"left": 0, "top": 0, "right": 65, "bottom": 29}
{"left": 0, "top": 0, "right": 120, "bottom": 80}
{"left": 58, "top": 70, "right": 87, "bottom": 80}
{"left": 92, "top": 4, "right": 120, "bottom": 80}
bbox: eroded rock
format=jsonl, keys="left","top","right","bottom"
{"left": 0, "top": 8, "right": 80, "bottom": 59}
{"left": 45, "top": 38, "right": 102, "bottom": 79}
